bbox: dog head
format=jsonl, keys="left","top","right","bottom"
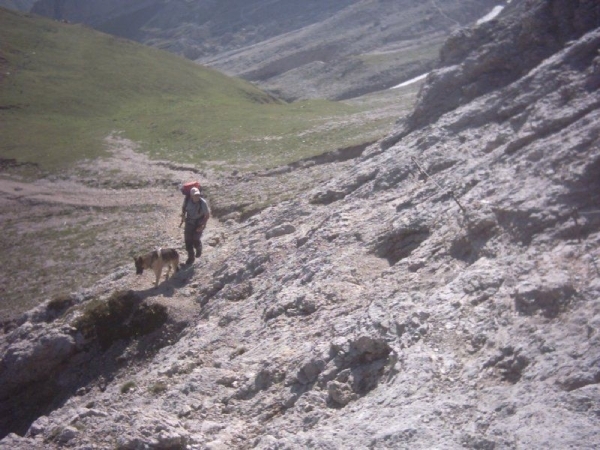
{"left": 134, "top": 256, "right": 144, "bottom": 275}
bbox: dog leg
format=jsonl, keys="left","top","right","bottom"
{"left": 154, "top": 267, "right": 162, "bottom": 287}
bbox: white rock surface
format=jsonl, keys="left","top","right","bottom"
{"left": 1, "top": 1, "right": 600, "bottom": 448}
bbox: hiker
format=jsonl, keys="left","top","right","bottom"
{"left": 182, "top": 187, "right": 210, "bottom": 265}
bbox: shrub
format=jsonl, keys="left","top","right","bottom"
{"left": 120, "top": 381, "right": 136, "bottom": 394}
{"left": 47, "top": 294, "right": 75, "bottom": 313}
{"left": 148, "top": 381, "right": 168, "bottom": 395}
{"left": 73, "top": 290, "right": 168, "bottom": 350}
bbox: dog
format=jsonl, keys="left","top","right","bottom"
{"left": 134, "top": 248, "right": 180, "bottom": 287}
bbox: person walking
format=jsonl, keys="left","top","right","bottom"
{"left": 182, "top": 187, "right": 210, "bottom": 265}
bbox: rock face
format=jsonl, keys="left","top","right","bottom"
{"left": 28, "top": 0, "right": 499, "bottom": 100}
{"left": 401, "top": 0, "right": 600, "bottom": 134}
{"left": 2, "top": 0, "right": 600, "bottom": 448}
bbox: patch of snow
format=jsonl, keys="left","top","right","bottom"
{"left": 477, "top": 5, "right": 505, "bottom": 25}
{"left": 390, "top": 73, "right": 428, "bottom": 89}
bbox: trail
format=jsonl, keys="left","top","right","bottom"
{"left": 429, "top": 0, "right": 461, "bottom": 26}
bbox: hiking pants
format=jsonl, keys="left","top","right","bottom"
{"left": 184, "top": 219, "right": 203, "bottom": 261}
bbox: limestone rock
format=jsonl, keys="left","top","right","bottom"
{"left": 2, "top": 1, "right": 600, "bottom": 448}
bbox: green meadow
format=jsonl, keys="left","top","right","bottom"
{"left": 0, "top": 7, "right": 412, "bottom": 174}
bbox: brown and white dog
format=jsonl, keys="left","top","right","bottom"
{"left": 134, "top": 248, "right": 179, "bottom": 287}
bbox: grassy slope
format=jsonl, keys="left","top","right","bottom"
{"left": 0, "top": 8, "right": 395, "bottom": 173}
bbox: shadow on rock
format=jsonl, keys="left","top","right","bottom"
{"left": 134, "top": 264, "right": 197, "bottom": 300}
{"left": 0, "top": 290, "right": 185, "bottom": 440}
{"left": 288, "top": 336, "right": 394, "bottom": 410}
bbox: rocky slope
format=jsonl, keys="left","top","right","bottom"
{"left": 2, "top": 0, "right": 600, "bottom": 448}
{"left": 28, "top": 0, "right": 499, "bottom": 100}
{"left": 197, "top": 0, "right": 499, "bottom": 100}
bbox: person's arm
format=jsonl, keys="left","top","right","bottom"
{"left": 200, "top": 210, "right": 210, "bottom": 229}
{"left": 182, "top": 196, "right": 188, "bottom": 214}
{"left": 179, "top": 197, "right": 188, "bottom": 227}
{"left": 197, "top": 199, "right": 210, "bottom": 230}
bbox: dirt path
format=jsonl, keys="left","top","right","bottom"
{"left": 0, "top": 129, "right": 371, "bottom": 324}
{"left": 0, "top": 135, "right": 220, "bottom": 323}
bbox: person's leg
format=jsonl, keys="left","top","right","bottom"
{"left": 184, "top": 222, "right": 195, "bottom": 264}
{"left": 185, "top": 241, "right": 195, "bottom": 264}
{"left": 194, "top": 238, "right": 202, "bottom": 257}
{"left": 193, "top": 224, "right": 203, "bottom": 258}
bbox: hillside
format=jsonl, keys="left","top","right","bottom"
{"left": 0, "top": 7, "right": 276, "bottom": 171}
{"left": 1, "top": 0, "right": 599, "bottom": 448}
{"left": 0, "top": 7, "right": 396, "bottom": 173}
{"left": 27, "top": 0, "right": 500, "bottom": 100}
{"left": 0, "top": 6, "right": 417, "bottom": 322}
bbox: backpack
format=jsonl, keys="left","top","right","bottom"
{"left": 180, "top": 181, "right": 201, "bottom": 197}
{"left": 180, "top": 181, "right": 202, "bottom": 218}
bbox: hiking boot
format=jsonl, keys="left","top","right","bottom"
{"left": 195, "top": 248, "right": 201, "bottom": 257}
{"left": 185, "top": 255, "right": 194, "bottom": 265}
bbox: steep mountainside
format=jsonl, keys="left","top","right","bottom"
{"left": 1, "top": 0, "right": 600, "bottom": 448}
{"left": 402, "top": 0, "right": 600, "bottom": 133}
{"left": 29, "top": 0, "right": 500, "bottom": 99}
